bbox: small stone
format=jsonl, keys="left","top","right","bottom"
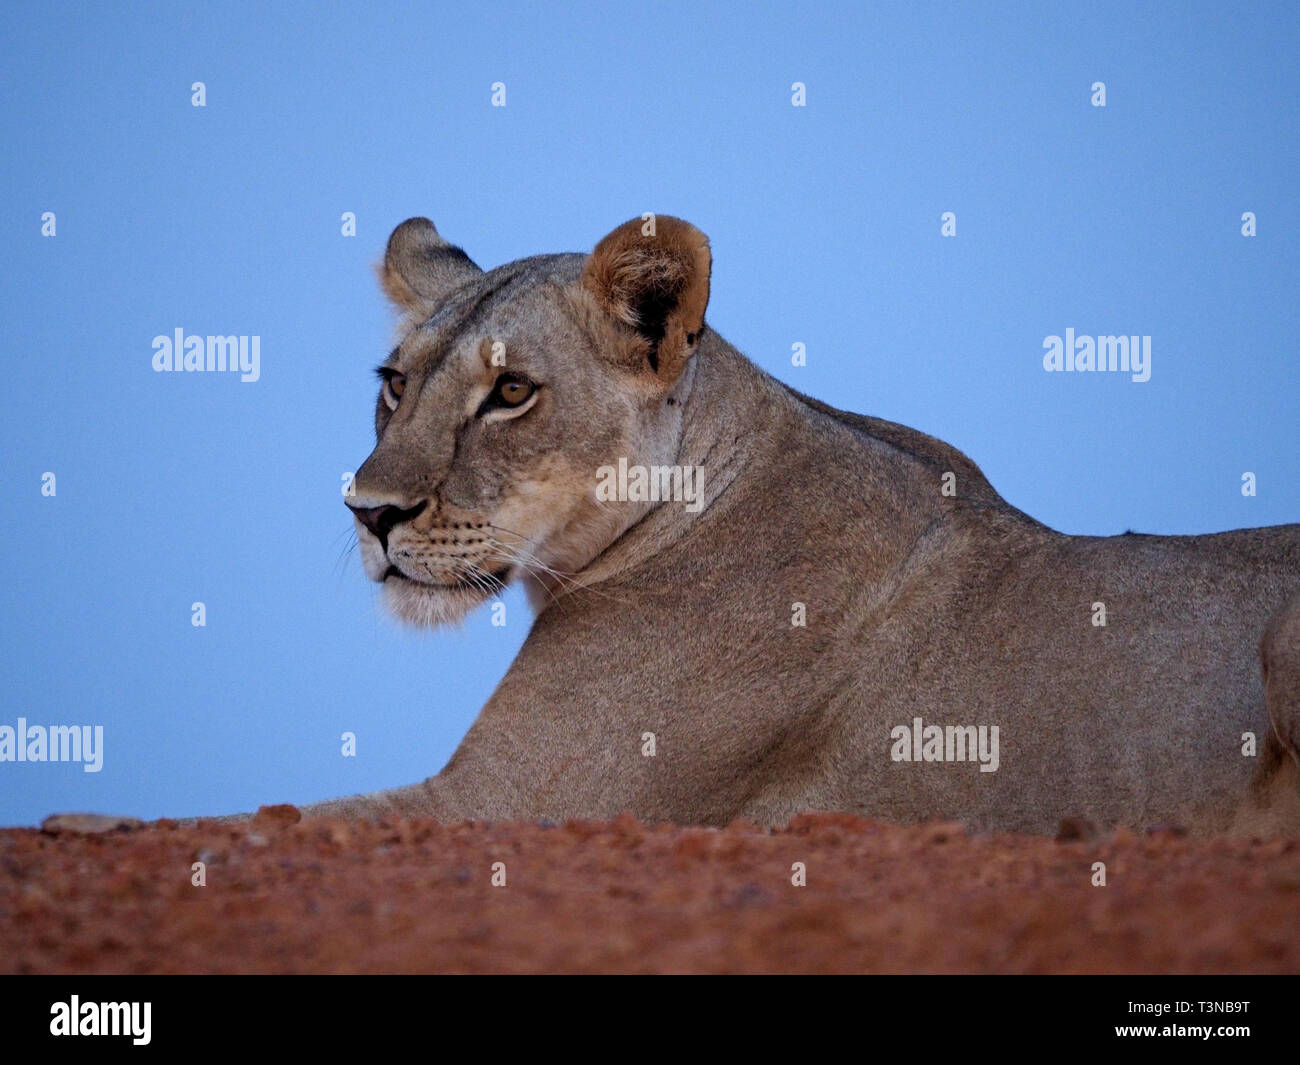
{"left": 919, "top": 820, "right": 966, "bottom": 844}
{"left": 1056, "top": 817, "right": 1100, "bottom": 843}
{"left": 40, "top": 814, "right": 143, "bottom": 836}
{"left": 252, "top": 804, "right": 302, "bottom": 830}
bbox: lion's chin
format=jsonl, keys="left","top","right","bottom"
{"left": 381, "top": 576, "right": 492, "bottom": 629}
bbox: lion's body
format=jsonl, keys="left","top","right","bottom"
{"left": 314, "top": 309, "right": 1300, "bottom": 835}
{"left": 52, "top": 215, "right": 1296, "bottom": 837}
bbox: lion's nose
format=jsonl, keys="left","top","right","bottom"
{"left": 347, "top": 499, "right": 428, "bottom": 548}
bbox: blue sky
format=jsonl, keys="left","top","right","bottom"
{"left": 1, "top": 1, "right": 1296, "bottom": 825}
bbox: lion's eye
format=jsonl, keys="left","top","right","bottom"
{"left": 382, "top": 373, "right": 406, "bottom": 411}
{"left": 487, "top": 374, "right": 536, "bottom": 410}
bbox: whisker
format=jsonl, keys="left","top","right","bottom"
{"left": 334, "top": 531, "right": 359, "bottom": 577}
{"left": 480, "top": 542, "right": 627, "bottom": 608}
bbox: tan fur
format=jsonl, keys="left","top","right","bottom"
{"left": 57, "top": 215, "right": 1300, "bottom": 836}
{"left": 378, "top": 217, "right": 484, "bottom": 332}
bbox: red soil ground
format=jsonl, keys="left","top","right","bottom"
{"left": 3, "top": 808, "right": 1298, "bottom": 973}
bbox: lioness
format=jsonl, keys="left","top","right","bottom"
{"left": 52, "top": 214, "right": 1300, "bottom": 836}
{"left": 281, "top": 214, "right": 1298, "bottom": 837}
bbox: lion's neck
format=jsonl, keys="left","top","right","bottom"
{"left": 529, "top": 332, "right": 985, "bottom": 608}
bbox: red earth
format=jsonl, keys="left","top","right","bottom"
{"left": 3, "top": 807, "right": 1298, "bottom": 973}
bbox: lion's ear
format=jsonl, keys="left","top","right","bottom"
{"left": 580, "top": 215, "right": 711, "bottom": 382}
{"left": 379, "top": 217, "right": 483, "bottom": 316}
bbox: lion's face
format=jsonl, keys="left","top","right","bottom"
{"left": 348, "top": 216, "right": 711, "bottom": 626}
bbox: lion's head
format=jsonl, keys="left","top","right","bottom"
{"left": 347, "top": 215, "right": 712, "bottom": 626}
